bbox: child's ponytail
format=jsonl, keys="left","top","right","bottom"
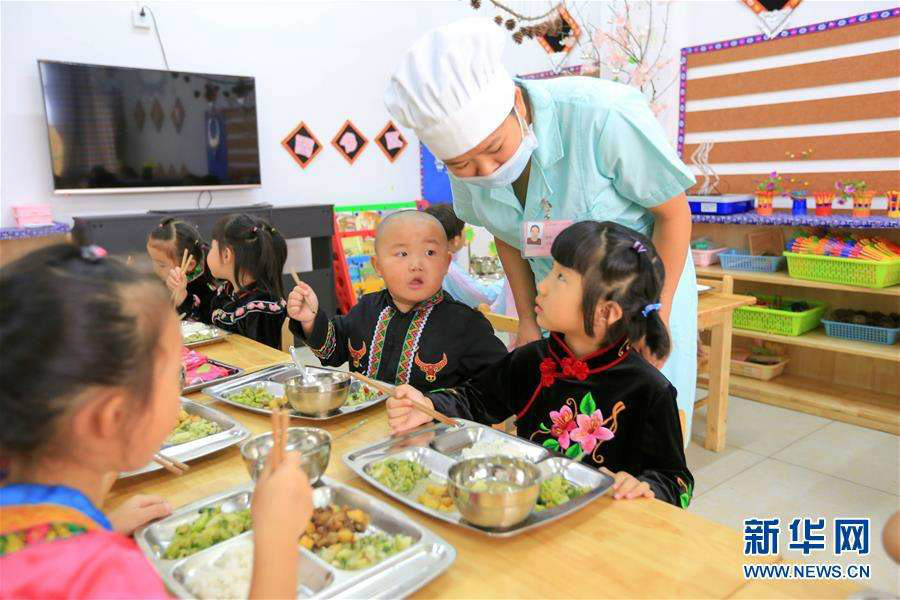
{"left": 212, "top": 214, "right": 287, "bottom": 298}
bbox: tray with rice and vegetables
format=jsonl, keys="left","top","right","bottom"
{"left": 120, "top": 399, "right": 250, "bottom": 478}
{"left": 135, "top": 477, "right": 455, "bottom": 599}
{"left": 202, "top": 364, "right": 386, "bottom": 420}
{"left": 343, "top": 420, "right": 614, "bottom": 537}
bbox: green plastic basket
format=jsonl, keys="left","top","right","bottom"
{"left": 733, "top": 295, "right": 828, "bottom": 336}
{"left": 783, "top": 252, "right": 900, "bottom": 289}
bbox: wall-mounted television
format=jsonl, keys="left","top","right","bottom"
{"left": 38, "top": 60, "right": 261, "bottom": 194}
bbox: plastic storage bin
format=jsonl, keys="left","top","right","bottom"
{"left": 688, "top": 195, "right": 754, "bottom": 215}
{"left": 821, "top": 320, "right": 900, "bottom": 346}
{"left": 733, "top": 295, "right": 827, "bottom": 336}
{"left": 691, "top": 246, "right": 728, "bottom": 267}
{"left": 719, "top": 250, "right": 786, "bottom": 273}
{"left": 784, "top": 252, "right": 900, "bottom": 289}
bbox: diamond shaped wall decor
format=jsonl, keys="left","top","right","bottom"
{"left": 375, "top": 121, "right": 408, "bottom": 163}
{"left": 281, "top": 121, "right": 322, "bottom": 170}
{"left": 331, "top": 120, "right": 368, "bottom": 165}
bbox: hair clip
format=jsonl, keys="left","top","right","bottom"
{"left": 80, "top": 245, "right": 108, "bottom": 262}
{"left": 252, "top": 226, "right": 258, "bottom": 233}
{"left": 632, "top": 240, "right": 648, "bottom": 253}
{"left": 641, "top": 302, "right": 661, "bottom": 317}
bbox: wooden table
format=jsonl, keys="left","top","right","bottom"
{"left": 107, "top": 335, "right": 857, "bottom": 599}
{"left": 696, "top": 291, "right": 757, "bottom": 452}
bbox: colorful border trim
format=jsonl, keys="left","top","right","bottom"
{"left": 692, "top": 212, "right": 900, "bottom": 229}
{"left": 0, "top": 221, "right": 70, "bottom": 240}
{"left": 677, "top": 7, "right": 900, "bottom": 156}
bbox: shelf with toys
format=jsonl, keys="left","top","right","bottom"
{"left": 691, "top": 180, "right": 899, "bottom": 435}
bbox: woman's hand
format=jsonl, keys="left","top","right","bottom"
{"left": 515, "top": 317, "right": 542, "bottom": 348}
{"left": 108, "top": 494, "right": 172, "bottom": 536}
{"left": 386, "top": 384, "right": 435, "bottom": 433}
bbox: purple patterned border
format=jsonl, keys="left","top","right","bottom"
{"left": 518, "top": 65, "right": 582, "bottom": 80}
{"left": 677, "top": 7, "right": 900, "bottom": 156}
{"left": 692, "top": 212, "right": 899, "bottom": 229}
{"left": 0, "top": 221, "right": 70, "bottom": 240}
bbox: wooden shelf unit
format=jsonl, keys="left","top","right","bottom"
{"left": 697, "top": 372, "right": 899, "bottom": 435}
{"left": 731, "top": 327, "right": 900, "bottom": 362}
{"left": 692, "top": 219, "right": 899, "bottom": 435}
{"left": 695, "top": 265, "right": 900, "bottom": 297}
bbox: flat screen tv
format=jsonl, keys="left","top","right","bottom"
{"left": 38, "top": 60, "right": 261, "bottom": 194}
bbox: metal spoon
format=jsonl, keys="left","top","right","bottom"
{"left": 289, "top": 346, "right": 317, "bottom": 385}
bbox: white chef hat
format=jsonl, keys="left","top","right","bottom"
{"left": 384, "top": 18, "right": 515, "bottom": 160}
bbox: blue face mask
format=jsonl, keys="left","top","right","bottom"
{"left": 456, "top": 106, "right": 537, "bottom": 189}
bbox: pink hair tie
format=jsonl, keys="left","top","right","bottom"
{"left": 632, "top": 240, "right": 647, "bottom": 253}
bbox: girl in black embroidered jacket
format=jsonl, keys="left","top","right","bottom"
{"left": 175, "top": 214, "right": 288, "bottom": 350}
{"left": 387, "top": 221, "right": 694, "bottom": 508}
{"left": 147, "top": 218, "right": 217, "bottom": 322}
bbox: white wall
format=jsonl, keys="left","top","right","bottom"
{"left": 0, "top": 1, "right": 600, "bottom": 227}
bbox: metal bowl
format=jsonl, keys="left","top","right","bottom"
{"left": 447, "top": 456, "right": 541, "bottom": 529}
{"left": 281, "top": 370, "right": 351, "bottom": 416}
{"left": 240, "top": 427, "right": 331, "bottom": 484}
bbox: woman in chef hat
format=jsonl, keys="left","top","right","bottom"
{"left": 385, "top": 18, "right": 699, "bottom": 442}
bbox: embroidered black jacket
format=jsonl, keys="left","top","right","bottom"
{"left": 428, "top": 334, "right": 694, "bottom": 507}
{"left": 289, "top": 290, "right": 508, "bottom": 391}
{"left": 194, "top": 282, "right": 286, "bottom": 350}
{"left": 175, "top": 267, "right": 218, "bottom": 323}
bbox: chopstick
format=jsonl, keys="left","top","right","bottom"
{"left": 289, "top": 270, "right": 301, "bottom": 287}
{"left": 180, "top": 248, "right": 190, "bottom": 275}
{"left": 309, "top": 365, "right": 458, "bottom": 427}
{"left": 171, "top": 249, "right": 191, "bottom": 305}
{"left": 154, "top": 452, "right": 189, "bottom": 475}
{"left": 269, "top": 405, "right": 290, "bottom": 467}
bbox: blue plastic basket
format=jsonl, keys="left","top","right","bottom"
{"left": 719, "top": 250, "right": 786, "bottom": 273}
{"left": 821, "top": 319, "right": 900, "bottom": 346}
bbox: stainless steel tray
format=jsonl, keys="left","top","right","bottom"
{"left": 202, "top": 364, "right": 388, "bottom": 421}
{"left": 182, "top": 358, "right": 245, "bottom": 394}
{"left": 120, "top": 398, "right": 250, "bottom": 478}
{"left": 342, "top": 420, "right": 614, "bottom": 537}
{"left": 181, "top": 321, "right": 230, "bottom": 348}
{"left": 135, "top": 477, "right": 455, "bottom": 599}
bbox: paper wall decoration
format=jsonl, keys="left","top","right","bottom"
{"left": 332, "top": 120, "right": 368, "bottom": 165}
{"left": 281, "top": 121, "right": 322, "bottom": 169}
{"left": 742, "top": 0, "right": 803, "bottom": 39}
{"left": 375, "top": 121, "right": 408, "bottom": 163}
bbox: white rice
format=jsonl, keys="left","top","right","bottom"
{"left": 461, "top": 439, "right": 530, "bottom": 460}
{"left": 186, "top": 540, "right": 253, "bottom": 600}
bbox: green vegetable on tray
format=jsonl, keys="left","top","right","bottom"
{"left": 228, "top": 386, "right": 284, "bottom": 409}
{"left": 535, "top": 475, "right": 589, "bottom": 511}
{"left": 370, "top": 459, "right": 430, "bottom": 494}
{"left": 164, "top": 507, "right": 252, "bottom": 559}
{"left": 316, "top": 533, "right": 413, "bottom": 570}
{"left": 164, "top": 410, "right": 221, "bottom": 446}
{"left": 184, "top": 329, "right": 217, "bottom": 344}
{"left": 346, "top": 383, "right": 379, "bottom": 407}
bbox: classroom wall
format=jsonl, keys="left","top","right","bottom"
{"left": 0, "top": 1, "right": 601, "bottom": 227}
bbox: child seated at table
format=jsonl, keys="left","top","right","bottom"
{"left": 169, "top": 213, "right": 287, "bottom": 350}
{"left": 0, "top": 244, "right": 312, "bottom": 598}
{"left": 146, "top": 217, "right": 217, "bottom": 322}
{"left": 423, "top": 204, "right": 503, "bottom": 310}
{"left": 387, "top": 221, "right": 694, "bottom": 507}
{"left": 288, "top": 210, "right": 507, "bottom": 390}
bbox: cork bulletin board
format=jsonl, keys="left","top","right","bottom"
{"left": 677, "top": 8, "right": 900, "bottom": 195}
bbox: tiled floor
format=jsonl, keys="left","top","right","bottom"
{"left": 688, "top": 394, "right": 900, "bottom": 595}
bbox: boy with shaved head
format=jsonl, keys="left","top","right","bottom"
{"left": 288, "top": 210, "right": 507, "bottom": 390}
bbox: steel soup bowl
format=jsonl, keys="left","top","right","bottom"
{"left": 447, "top": 456, "right": 540, "bottom": 529}
{"left": 240, "top": 427, "right": 331, "bottom": 484}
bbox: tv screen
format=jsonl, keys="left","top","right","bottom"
{"left": 38, "top": 60, "right": 260, "bottom": 194}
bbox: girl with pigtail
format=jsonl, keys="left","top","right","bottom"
{"left": 169, "top": 213, "right": 288, "bottom": 349}
{"left": 387, "top": 221, "right": 693, "bottom": 508}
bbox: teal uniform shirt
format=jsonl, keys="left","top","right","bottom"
{"left": 450, "top": 76, "right": 699, "bottom": 442}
